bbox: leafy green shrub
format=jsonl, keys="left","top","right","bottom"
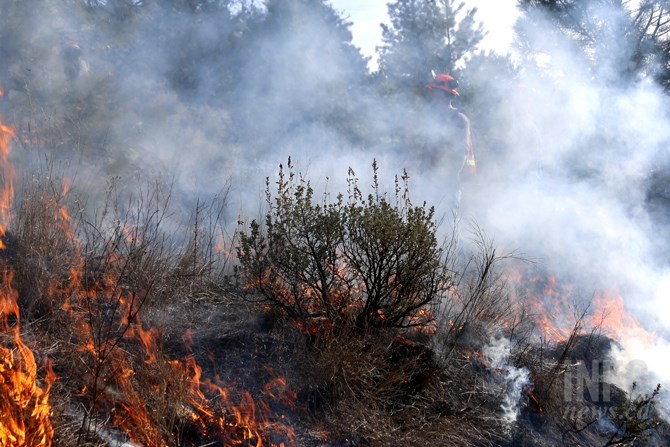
{"left": 603, "top": 383, "right": 662, "bottom": 446}
{"left": 237, "top": 158, "right": 452, "bottom": 330}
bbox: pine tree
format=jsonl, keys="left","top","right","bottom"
{"left": 516, "top": 0, "right": 670, "bottom": 87}
{"left": 376, "top": 0, "right": 484, "bottom": 92}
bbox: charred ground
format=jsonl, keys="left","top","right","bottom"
{"left": 0, "top": 165, "right": 667, "bottom": 447}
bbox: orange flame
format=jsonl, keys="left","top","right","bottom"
{"left": 49, "top": 200, "right": 296, "bottom": 445}
{"left": 0, "top": 101, "right": 55, "bottom": 446}
{"left": 0, "top": 90, "right": 295, "bottom": 443}
{"left": 0, "top": 281, "right": 56, "bottom": 446}
{"left": 0, "top": 118, "right": 15, "bottom": 249}
{"left": 511, "top": 266, "right": 656, "bottom": 347}
{"left": 213, "top": 233, "right": 235, "bottom": 261}
{"left": 519, "top": 274, "right": 574, "bottom": 343}
{"left": 589, "top": 289, "right": 656, "bottom": 346}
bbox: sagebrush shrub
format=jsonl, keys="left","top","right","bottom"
{"left": 237, "top": 159, "right": 452, "bottom": 330}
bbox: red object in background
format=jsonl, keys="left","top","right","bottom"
{"left": 426, "top": 72, "right": 460, "bottom": 97}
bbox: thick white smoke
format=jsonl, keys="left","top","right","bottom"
{"left": 467, "top": 4, "right": 670, "bottom": 420}
{"left": 1, "top": 0, "right": 669, "bottom": 424}
{"left": 483, "top": 336, "right": 531, "bottom": 427}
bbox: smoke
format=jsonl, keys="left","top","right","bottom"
{"left": 607, "top": 338, "right": 670, "bottom": 420}
{"left": 1, "top": 0, "right": 670, "bottom": 425}
{"left": 467, "top": 2, "right": 670, "bottom": 421}
{"left": 483, "top": 336, "right": 531, "bottom": 427}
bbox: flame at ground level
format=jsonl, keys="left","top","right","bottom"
{"left": 0, "top": 102, "right": 55, "bottom": 446}
{"left": 0, "top": 273, "right": 56, "bottom": 446}
{"left": 511, "top": 268, "right": 656, "bottom": 348}
{"left": 112, "top": 318, "right": 297, "bottom": 446}
{"left": 589, "top": 290, "right": 656, "bottom": 347}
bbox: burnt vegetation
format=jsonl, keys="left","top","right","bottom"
{"left": 0, "top": 160, "right": 665, "bottom": 446}
{"left": 0, "top": 0, "right": 670, "bottom": 446}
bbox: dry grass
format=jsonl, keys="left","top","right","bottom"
{"left": 264, "top": 318, "right": 512, "bottom": 446}
{"left": 1, "top": 166, "right": 667, "bottom": 447}
{"left": 3, "top": 167, "right": 243, "bottom": 446}
{"left": 433, "top": 228, "right": 518, "bottom": 362}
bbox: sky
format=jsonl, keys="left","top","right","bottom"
{"left": 329, "top": 0, "right": 521, "bottom": 69}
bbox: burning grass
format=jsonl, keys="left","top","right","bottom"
{"left": 0, "top": 148, "right": 296, "bottom": 445}
{"left": 0, "top": 272, "right": 55, "bottom": 447}
{"left": 0, "top": 153, "right": 666, "bottom": 445}
{"left": 0, "top": 106, "right": 55, "bottom": 446}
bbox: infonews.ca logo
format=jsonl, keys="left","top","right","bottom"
{"left": 561, "top": 358, "right": 651, "bottom": 421}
